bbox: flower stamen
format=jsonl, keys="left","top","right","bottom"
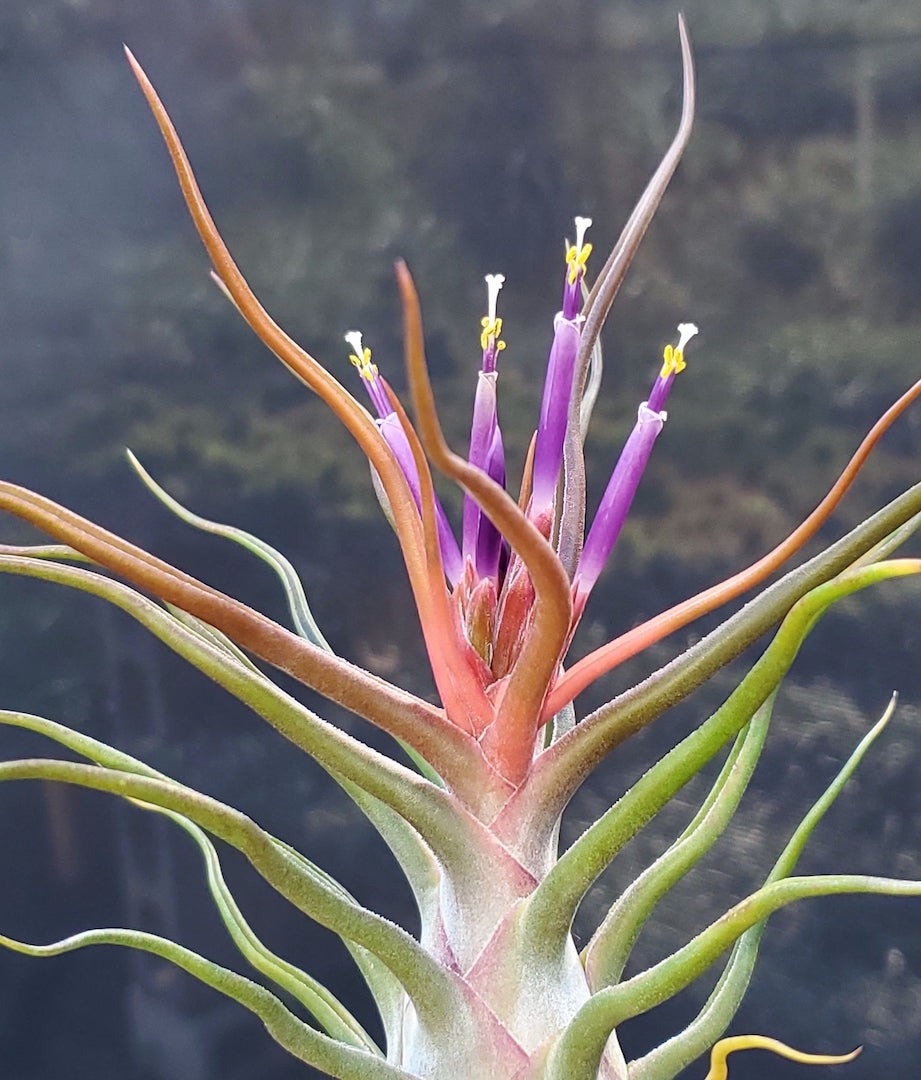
{"left": 346, "top": 330, "right": 391, "bottom": 419}
{"left": 565, "top": 216, "right": 593, "bottom": 285}
{"left": 479, "top": 273, "right": 507, "bottom": 367}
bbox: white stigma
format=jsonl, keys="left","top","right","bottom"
{"left": 574, "top": 216, "right": 593, "bottom": 253}
{"left": 676, "top": 322, "right": 699, "bottom": 353}
{"left": 484, "top": 274, "right": 505, "bottom": 324}
{"left": 344, "top": 330, "right": 365, "bottom": 359}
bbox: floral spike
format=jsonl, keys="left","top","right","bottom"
{"left": 703, "top": 1036, "right": 860, "bottom": 1080}
{"left": 464, "top": 273, "right": 508, "bottom": 580}
{"left": 531, "top": 217, "right": 592, "bottom": 518}
{"left": 396, "top": 260, "right": 572, "bottom": 783}
{"left": 347, "top": 332, "right": 463, "bottom": 585}
{"left": 382, "top": 382, "right": 497, "bottom": 739}
{"left": 573, "top": 323, "right": 697, "bottom": 617}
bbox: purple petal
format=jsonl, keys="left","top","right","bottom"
{"left": 463, "top": 370, "right": 499, "bottom": 560}
{"left": 575, "top": 402, "right": 666, "bottom": 598}
{"left": 531, "top": 313, "right": 582, "bottom": 514}
{"left": 379, "top": 414, "right": 463, "bottom": 586}
{"left": 475, "top": 422, "right": 507, "bottom": 581}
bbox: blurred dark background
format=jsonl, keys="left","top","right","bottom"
{"left": 2, "top": 0, "right": 921, "bottom": 1077}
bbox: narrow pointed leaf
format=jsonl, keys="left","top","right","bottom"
{"left": 0, "top": 927, "right": 410, "bottom": 1080}
{"left": 627, "top": 694, "right": 896, "bottom": 1080}
{"left": 559, "top": 14, "right": 695, "bottom": 574}
{"left": 500, "top": 477, "right": 921, "bottom": 849}
{"left": 584, "top": 693, "right": 775, "bottom": 990}
{"left": 520, "top": 560, "right": 921, "bottom": 974}
{"left": 0, "top": 485, "right": 485, "bottom": 795}
{"left": 0, "top": 757, "right": 469, "bottom": 1025}
{"left": 127, "top": 450, "right": 332, "bottom": 650}
{"left": 0, "top": 551, "right": 496, "bottom": 838}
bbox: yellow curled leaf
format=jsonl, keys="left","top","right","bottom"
{"left": 705, "top": 1035, "right": 860, "bottom": 1080}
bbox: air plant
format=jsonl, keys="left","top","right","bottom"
{"left": 2, "top": 15, "right": 921, "bottom": 1080}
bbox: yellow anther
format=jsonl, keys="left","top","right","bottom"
{"left": 480, "top": 316, "right": 505, "bottom": 352}
{"left": 566, "top": 216, "right": 593, "bottom": 284}
{"left": 661, "top": 342, "right": 686, "bottom": 377}
{"left": 481, "top": 274, "right": 506, "bottom": 352}
{"left": 660, "top": 321, "right": 698, "bottom": 378}
{"left": 566, "top": 242, "right": 593, "bottom": 284}
{"left": 344, "top": 330, "right": 378, "bottom": 381}
{"left": 704, "top": 1035, "right": 860, "bottom": 1080}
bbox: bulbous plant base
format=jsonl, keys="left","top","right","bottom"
{"left": 391, "top": 1005, "right": 628, "bottom": 1080}
{"left": 394, "top": 891, "right": 630, "bottom": 1080}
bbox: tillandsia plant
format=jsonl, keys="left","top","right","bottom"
{"left": 4, "top": 15, "right": 921, "bottom": 1080}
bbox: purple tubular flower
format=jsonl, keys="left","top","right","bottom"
{"left": 648, "top": 322, "right": 697, "bottom": 413}
{"left": 463, "top": 275, "right": 507, "bottom": 580}
{"left": 379, "top": 414, "right": 464, "bottom": 584}
{"left": 473, "top": 417, "right": 506, "bottom": 580}
{"left": 347, "top": 332, "right": 464, "bottom": 585}
{"left": 574, "top": 323, "right": 697, "bottom": 607}
{"left": 531, "top": 314, "right": 582, "bottom": 513}
{"left": 574, "top": 402, "right": 665, "bottom": 599}
{"left": 561, "top": 216, "right": 593, "bottom": 321}
{"left": 530, "top": 218, "right": 592, "bottom": 515}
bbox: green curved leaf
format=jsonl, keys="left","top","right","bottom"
{"left": 164, "top": 602, "right": 267, "bottom": 673}
{"left": 0, "top": 553, "right": 512, "bottom": 900}
{"left": 625, "top": 693, "right": 899, "bottom": 1080}
{"left": 0, "top": 547, "right": 539, "bottom": 991}
{"left": 127, "top": 449, "right": 332, "bottom": 651}
{"left": 546, "top": 692, "right": 904, "bottom": 1080}
{"left": 511, "top": 478, "right": 921, "bottom": 841}
{"left": 0, "top": 756, "right": 461, "bottom": 1026}
{"left": 151, "top": 805, "right": 383, "bottom": 1053}
{"left": 609, "top": 872, "right": 921, "bottom": 1032}
{"left": 583, "top": 692, "right": 776, "bottom": 990}
{"left": 0, "top": 542, "right": 90, "bottom": 562}
{"left": 522, "top": 559, "right": 921, "bottom": 980}
{"left": 0, "top": 708, "right": 408, "bottom": 1042}
{"left": 0, "top": 749, "right": 534, "bottom": 1069}
{"left": 549, "top": 869, "right": 921, "bottom": 1080}
{"left": 0, "top": 926, "right": 410, "bottom": 1080}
